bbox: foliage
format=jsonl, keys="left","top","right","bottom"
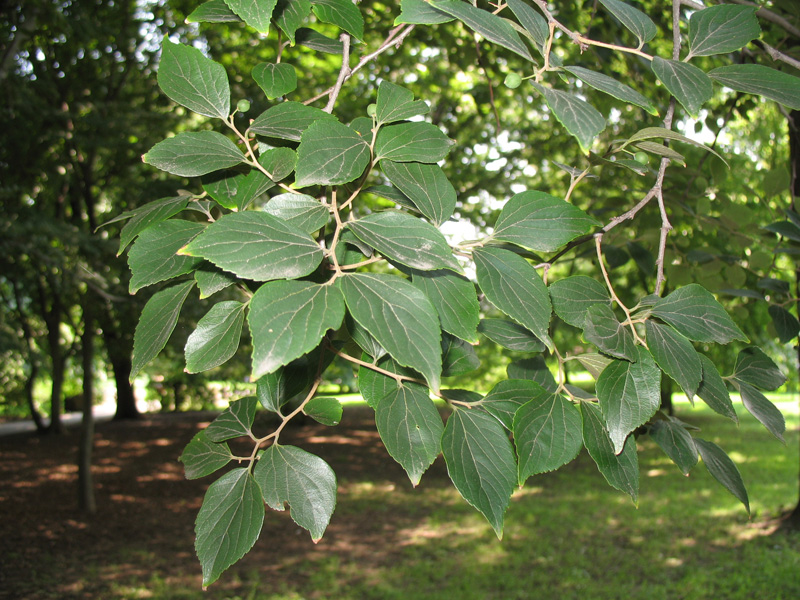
{"left": 120, "top": 0, "right": 799, "bottom": 586}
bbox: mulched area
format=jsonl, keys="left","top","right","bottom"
{"left": 0, "top": 406, "right": 444, "bottom": 599}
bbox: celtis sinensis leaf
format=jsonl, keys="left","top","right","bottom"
{"left": 143, "top": 132, "right": 246, "bottom": 177}
{"left": 768, "top": 305, "right": 800, "bottom": 343}
{"left": 310, "top": 0, "right": 365, "bottom": 40}
{"left": 185, "top": 301, "right": 247, "bottom": 373}
{"left": 597, "top": 0, "right": 656, "bottom": 44}
{"left": 181, "top": 211, "right": 323, "bottom": 281}
{"left": 252, "top": 62, "right": 298, "bottom": 98}
{"left": 563, "top": 66, "right": 658, "bottom": 116}
{"left": 205, "top": 395, "right": 259, "bottom": 442}
{"left": 262, "top": 193, "right": 329, "bottom": 233}
{"left": 395, "top": 0, "right": 453, "bottom": 25}
{"left": 375, "top": 80, "right": 430, "bottom": 125}
{"left": 273, "top": 0, "right": 312, "bottom": 43}
{"left": 506, "top": 0, "right": 548, "bottom": 47}
{"left": 645, "top": 320, "right": 703, "bottom": 399}
{"left": 738, "top": 382, "right": 786, "bottom": 443}
{"left": 694, "top": 438, "right": 750, "bottom": 513}
{"left": 128, "top": 220, "right": 205, "bottom": 293}
{"left": 381, "top": 160, "right": 457, "bottom": 226}
{"left": 441, "top": 408, "right": 517, "bottom": 538}
{"left": 597, "top": 347, "right": 661, "bottom": 455}
{"left": 412, "top": 269, "right": 481, "bottom": 343}
{"left": 473, "top": 247, "right": 552, "bottom": 350}
{"left": 195, "top": 468, "right": 264, "bottom": 586}
{"left": 131, "top": 280, "right": 195, "bottom": 379}
{"left": 357, "top": 354, "right": 417, "bottom": 408}
{"left": 303, "top": 396, "right": 342, "bottom": 426}
{"left": 478, "top": 319, "right": 545, "bottom": 353}
{"left": 491, "top": 190, "right": 600, "bottom": 253}
{"left": 224, "top": 0, "right": 278, "bottom": 33}
{"left": 648, "top": 419, "right": 698, "bottom": 476}
{"left": 651, "top": 284, "right": 747, "bottom": 344}
{"left": 531, "top": 83, "right": 606, "bottom": 152}
{"left": 650, "top": 58, "right": 713, "bottom": 118}
{"left": 513, "top": 386, "right": 582, "bottom": 483}
{"left": 581, "top": 402, "right": 639, "bottom": 504}
{"left": 249, "top": 101, "right": 336, "bottom": 141}
{"left": 348, "top": 211, "right": 461, "bottom": 272}
{"left": 116, "top": 196, "right": 190, "bottom": 255}
{"left": 254, "top": 445, "right": 337, "bottom": 542}
{"left": 441, "top": 333, "right": 480, "bottom": 377}
{"left": 696, "top": 354, "right": 738, "bottom": 423}
{"left": 187, "top": 0, "right": 242, "bottom": 23}
{"left": 733, "top": 347, "right": 787, "bottom": 391}
{"left": 340, "top": 273, "right": 442, "bottom": 391}
{"left": 195, "top": 266, "right": 236, "bottom": 298}
{"left": 686, "top": 5, "right": 760, "bottom": 60}
{"left": 583, "top": 303, "right": 637, "bottom": 361}
{"left": 708, "top": 65, "right": 800, "bottom": 111}
{"left": 375, "top": 383, "right": 444, "bottom": 486}
{"left": 295, "top": 120, "right": 370, "bottom": 186}
{"left": 248, "top": 281, "right": 346, "bottom": 379}
{"left": 203, "top": 169, "right": 274, "bottom": 212}
{"left": 549, "top": 275, "right": 610, "bottom": 329}
{"left": 179, "top": 430, "right": 234, "bottom": 480}
{"left": 507, "top": 356, "right": 558, "bottom": 393}
{"left": 158, "top": 38, "right": 230, "bottom": 119}
{"left": 374, "top": 122, "right": 455, "bottom": 163}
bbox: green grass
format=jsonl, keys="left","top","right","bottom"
{"left": 113, "top": 397, "right": 799, "bottom": 600}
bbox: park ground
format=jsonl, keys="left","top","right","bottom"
{"left": 1, "top": 400, "right": 799, "bottom": 600}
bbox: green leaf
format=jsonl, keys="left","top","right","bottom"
{"left": 224, "top": 0, "right": 277, "bottom": 33}
{"left": 254, "top": 445, "right": 336, "bottom": 542}
{"left": 645, "top": 320, "right": 703, "bottom": 399}
{"left": 358, "top": 355, "right": 416, "bottom": 409}
{"left": 649, "top": 419, "right": 698, "bottom": 476}
{"left": 295, "top": 120, "right": 370, "bottom": 187}
{"left": 624, "top": 127, "right": 727, "bottom": 165}
{"left": 157, "top": 38, "right": 230, "bottom": 119}
{"left": 531, "top": 83, "right": 606, "bottom": 152}
{"left": 473, "top": 247, "right": 552, "bottom": 350}
{"left": 651, "top": 57, "right": 712, "bottom": 118}
{"left": 513, "top": 387, "right": 582, "bottom": 483}
{"left": 396, "top": 0, "right": 453, "bottom": 25}
{"left": 185, "top": 301, "right": 246, "bottom": 373}
{"left": 274, "top": 0, "right": 312, "bottom": 44}
{"left": 195, "top": 468, "right": 264, "bottom": 586}
{"left": 257, "top": 147, "right": 297, "bottom": 183}
{"left": 733, "top": 347, "right": 787, "bottom": 391}
{"left": 581, "top": 402, "right": 639, "bottom": 504}
{"left": 311, "top": 0, "right": 364, "bottom": 40}
{"left": 257, "top": 366, "right": 310, "bottom": 412}
{"left": 131, "top": 280, "right": 195, "bottom": 379}
{"left": 708, "top": 65, "right": 800, "bottom": 111}
{"left": 348, "top": 211, "right": 460, "bottom": 272}
{"left": 563, "top": 66, "right": 658, "bottom": 116}
{"left": 248, "top": 281, "right": 345, "bottom": 378}
{"left": 696, "top": 354, "right": 738, "bottom": 423}
{"left": 341, "top": 273, "right": 442, "bottom": 391}
{"left": 739, "top": 382, "right": 785, "bottom": 443}
{"left": 506, "top": 0, "right": 548, "bottom": 46}
{"left": 694, "top": 438, "right": 749, "bottom": 513}
{"left": 375, "top": 81, "right": 430, "bottom": 126}
{"left": 492, "top": 190, "right": 600, "bottom": 253}
{"left": 303, "top": 396, "right": 342, "bottom": 426}
{"left": 187, "top": 0, "right": 242, "bottom": 23}
{"left": 115, "top": 196, "right": 190, "bottom": 255}
{"left": 765, "top": 220, "right": 800, "bottom": 242}
{"left": 375, "top": 384, "right": 443, "bottom": 486}
{"left": 687, "top": 5, "right": 760, "bottom": 59}
{"left": 575, "top": 353, "right": 613, "bottom": 380}
{"left": 295, "top": 28, "right": 344, "bottom": 54}
{"left": 143, "top": 132, "right": 246, "bottom": 177}
{"left": 480, "top": 379, "right": 540, "bottom": 430}
{"left": 206, "top": 395, "right": 259, "bottom": 442}
{"left": 346, "top": 316, "right": 386, "bottom": 360}
{"left": 430, "top": 0, "right": 532, "bottom": 61}
{"left": 441, "top": 334, "right": 480, "bottom": 377}
{"left": 769, "top": 305, "right": 800, "bottom": 343}
{"left": 507, "top": 357, "right": 558, "bottom": 393}
{"left": 381, "top": 161, "right": 456, "bottom": 226}
{"left": 128, "top": 220, "right": 205, "bottom": 293}
{"left": 263, "top": 193, "right": 329, "bottom": 233}
{"left": 583, "top": 303, "right": 636, "bottom": 361}
{"left": 631, "top": 140, "right": 686, "bottom": 164}
{"left": 375, "top": 122, "right": 454, "bottom": 163}
{"left": 252, "top": 62, "right": 298, "bottom": 99}
{"left": 412, "top": 270, "right": 480, "bottom": 343}
{"left": 250, "top": 101, "right": 337, "bottom": 141}
{"left": 597, "top": 347, "right": 661, "bottom": 454}
{"left": 441, "top": 408, "right": 517, "bottom": 538}
{"left": 195, "top": 266, "right": 236, "bottom": 299}
{"left": 549, "top": 275, "right": 610, "bottom": 328}
{"left": 478, "top": 319, "right": 545, "bottom": 353}
{"left": 181, "top": 212, "right": 323, "bottom": 281}
{"left": 651, "top": 284, "right": 747, "bottom": 344}
{"left": 179, "top": 431, "right": 234, "bottom": 480}
{"left": 597, "top": 0, "right": 656, "bottom": 44}
{"left": 203, "top": 169, "right": 274, "bottom": 212}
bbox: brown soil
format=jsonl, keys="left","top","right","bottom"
{"left": 0, "top": 406, "right": 447, "bottom": 599}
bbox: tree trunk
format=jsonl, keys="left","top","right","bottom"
{"left": 45, "top": 312, "right": 66, "bottom": 435}
{"left": 106, "top": 337, "right": 139, "bottom": 420}
{"left": 784, "top": 109, "right": 800, "bottom": 528}
{"left": 78, "top": 301, "right": 96, "bottom": 513}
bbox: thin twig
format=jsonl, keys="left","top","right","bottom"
{"left": 325, "top": 34, "right": 352, "bottom": 113}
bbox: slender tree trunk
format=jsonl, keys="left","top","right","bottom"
{"left": 96, "top": 306, "right": 139, "bottom": 420}
{"left": 785, "top": 109, "right": 800, "bottom": 527}
{"left": 45, "top": 312, "right": 66, "bottom": 434}
{"left": 10, "top": 281, "right": 46, "bottom": 432}
{"left": 78, "top": 300, "right": 96, "bottom": 513}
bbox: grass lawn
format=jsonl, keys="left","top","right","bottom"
{"left": 4, "top": 395, "right": 798, "bottom": 600}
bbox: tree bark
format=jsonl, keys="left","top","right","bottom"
{"left": 78, "top": 300, "right": 96, "bottom": 513}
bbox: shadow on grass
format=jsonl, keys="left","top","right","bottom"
{"left": 1, "top": 403, "right": 797, "bottom": 600}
